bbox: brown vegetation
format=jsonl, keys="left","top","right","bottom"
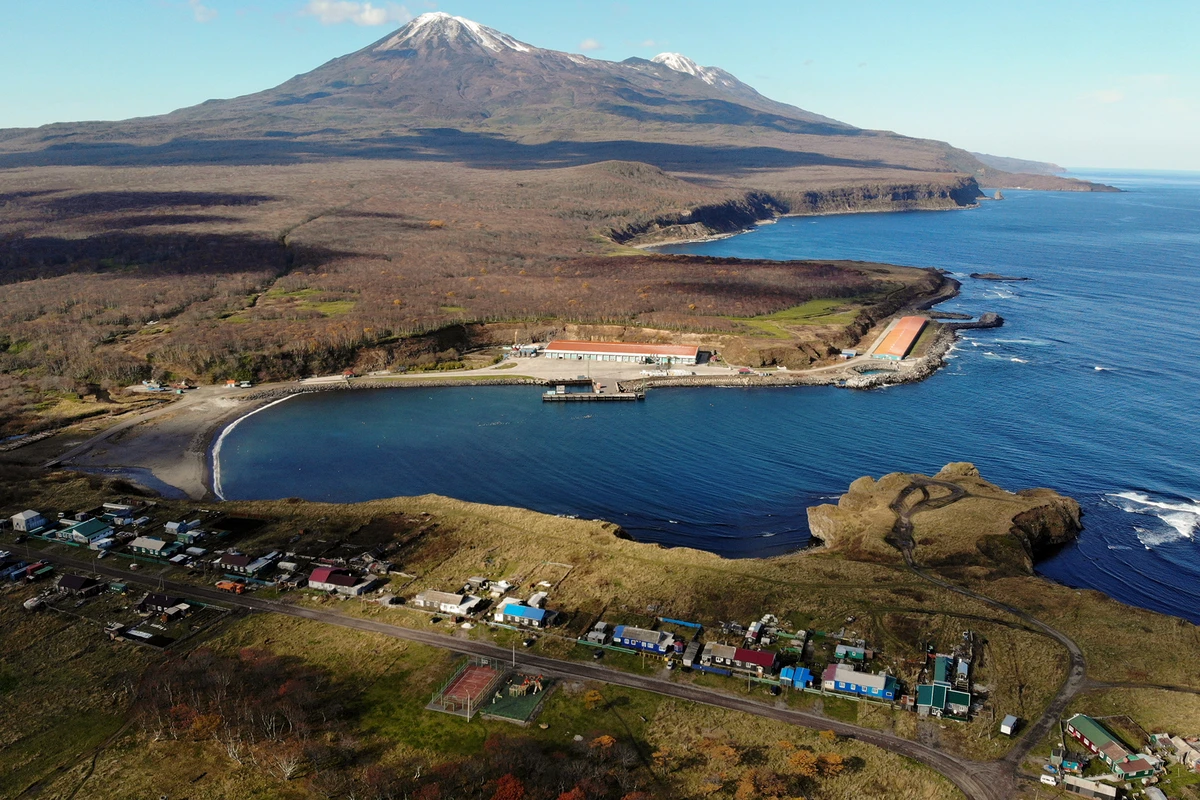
{"left": 0, "top": 159, "right": 947, "bottom": 435}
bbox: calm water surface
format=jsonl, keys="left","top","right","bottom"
{"left": 217, "top": 170, "right": 1200, "bottom": 622}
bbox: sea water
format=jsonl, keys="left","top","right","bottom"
{"left": 215, "top": 170, "right": 1200, "bottom": 622}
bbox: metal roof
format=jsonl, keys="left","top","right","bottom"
{"left": 417, "top": 590, "right": 468, "bottom": 606}
{"left": 735, "top": 647, "right": 777, "bottom": 668}
{"left": 831, "top": 663, "right": 891, "bottom": 691}
{"left": 614, "top": 625, "right": 669, "bottom": 644}
{"left": 1067, "top": 714, "right": 1123, "bottom": 752}
{"left": 130, "top": 536, "right": 168, "bottom": 551}
{"left": 65, "top": 518, "right": 111, "bottom": 538}
{"left": 502, "top": 603, "right": 547, "bottom": 621}
{"left": 544, "top": 340, "right": 699, "bottom": 358}
{"left": 917, "top": 683, "right": 948, "bottom": 708}
{"left": 874, "top": 316, "right": 927, "bottom": 358}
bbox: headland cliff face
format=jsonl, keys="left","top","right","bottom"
{"left": 807, "top": 462, "right": 1082, "bottom": 573}
{"left": 609, "top": 178, "right": 984, "bottom": 246}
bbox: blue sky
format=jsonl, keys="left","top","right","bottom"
{"left": 2, "top": 0, "right": 1197, "bottom": 169}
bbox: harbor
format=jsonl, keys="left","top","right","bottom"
{"left": 542, "top": 382, "right": 645, "bottom": 402}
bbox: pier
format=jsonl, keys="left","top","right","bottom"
{"left": 542, "top": 390, "right": 644, "bottom": 402}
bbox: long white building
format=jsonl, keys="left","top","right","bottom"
{"left": 542, "top": 340, "right": 699, "bottom": 366}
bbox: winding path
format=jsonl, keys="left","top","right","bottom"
{"left": 888, "top": 478, "right": 1089, "bottom": 773}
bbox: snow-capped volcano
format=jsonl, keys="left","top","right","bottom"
{"left": 374, "top": 12, "right": 536, "bottom": 54}
{"left": 651, "top": 53, "right": 737, "bottom": 89}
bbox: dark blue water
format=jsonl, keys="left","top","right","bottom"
{"left": 216, "top": 171, "right": 1200, "bottom": 622}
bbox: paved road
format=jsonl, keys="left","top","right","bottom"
{"left": 36, "top": 548, "right": 1007, "bottom": 800}
{"left": 890, "top": 478, "right": 1090, "bottom": 777}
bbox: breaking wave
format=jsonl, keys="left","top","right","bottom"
{"left": 1108, "top": 491, "right": 1200, "bottom": 547}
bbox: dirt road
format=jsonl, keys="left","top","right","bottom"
{"left": 37, "top": 548, "right": 1009, "bottom": 800}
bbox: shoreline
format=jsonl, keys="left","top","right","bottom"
{"left": 200, "top": 329, "right": 958, "bottom": 499}
{"left": 630, "top": 202, "right": 980, "bottom": 250}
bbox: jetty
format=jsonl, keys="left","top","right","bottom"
{"left": 542, "top": 381, "right": 645, "bottom": 402}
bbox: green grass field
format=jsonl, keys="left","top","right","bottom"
{"left": 729, "top": 298, "right": 865, "bottom": 337}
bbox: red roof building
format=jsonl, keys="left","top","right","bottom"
{"left": 308, "top": 566, "right": 371, "bottom": 595}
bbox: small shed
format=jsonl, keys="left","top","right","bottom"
{"left": 586, "top": 622, "right": 612, "bottom": 645}
{"left": 1000, "top": 715, "right": 1019, "bottom": 736}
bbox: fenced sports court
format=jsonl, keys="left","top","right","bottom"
{"left": 427, "top": 656, "right": 503, "bottom": 720}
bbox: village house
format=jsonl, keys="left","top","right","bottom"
{"left": 1152, "top": 733, "right": 1200, "bottom": 770}
{"left": 916, "top": 682, "right": 972, "bottom": 718}
{"left": 834, "top": 644, "right": 869, "bottom": 662}
{"left": 10, "top": 510, "right": 47, "bottom": 533}
{"left": 138, "top": 593, "right": 189, "bottom": 617}
{"left": 699, "top": 643, "right": 779, "bottom": 676}
{"left": 56, "top": 574, "right": 102, "bottom": 597}
{"left": 411, "top": 590, "right": 483, "bottom": 615}
{"left": 822, "top": 663, "right": 898, "bottom": 701}
{"left": 128, "top": 536, "right": 182, "bottom": 558}
{"left": 1066, "top": 714, "right": 1160, "bottom": 779}
{"left": 779, "top": 665, "right": 815, "bottom": 688}
{"left": 612, "top": 625, "right": 674, "bottom": 655}
{"left": 307, "top": 566, "right": 373, "bottom": 596}
{"left": 60, "top": 518, "right": 113, "bottom": 546}
{"left": 495, "top": 601, "right": 549, "bottom": 628}
{"left": 218, "top": 553, "right": 255, "bottom": 574}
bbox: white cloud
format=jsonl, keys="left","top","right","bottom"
{"left": 579, "top": 38, "right": 602, "bottom": 51}
{"left": 189, "top": 0, "right": 217, "bottom": 22}
{"left": 302, "top": 1, "right": 412, "bottom": 26}
{"left": 638, "top": 39, "right": 657, "bottom": 47}
{"left": 1083, "top": 89, "right": 1125, "bottom": 104}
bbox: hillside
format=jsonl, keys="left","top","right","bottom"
{"left": 0, "top": 13, "right": 1111, "bottom": 195}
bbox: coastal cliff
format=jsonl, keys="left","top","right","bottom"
{"left": 807, "top": 462, "right": 1082, "bottom": 573}
{"left": 609, "top": 178, "right": 984, "bottom": 246}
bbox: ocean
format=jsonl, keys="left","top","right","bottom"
{"left": 214, "top": 170, "right": 1200, "bottom": 622}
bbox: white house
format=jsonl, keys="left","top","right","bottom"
{"left": 61, "top": 518, "right": 114, "bottom": 545}
{"left": 308, "top": 566, "right": 372, "bottom": 596}
{"left": 412, "top": 590, "right": 483, "bottom": 615}
{"left": 10, "top": 510, "right": 47, "bottom": 533}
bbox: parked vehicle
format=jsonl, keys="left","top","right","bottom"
{"left": 215, "top": 580, "right": 246, "bottom": 594}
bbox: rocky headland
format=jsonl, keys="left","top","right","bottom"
{"left": 807, "top": 462, "right": 1082, "bottom": 573}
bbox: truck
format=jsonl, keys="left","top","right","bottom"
{"left": 215, "top": 580, "right": 246, "bottom": 594}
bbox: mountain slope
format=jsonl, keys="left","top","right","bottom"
{"left": 0, "top": 12, "right": 1112, "bottom": 193}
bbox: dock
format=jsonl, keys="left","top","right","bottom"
{"left": 542, "top": 391, "right": 643, "bottom": 402}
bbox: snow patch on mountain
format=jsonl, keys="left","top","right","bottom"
{"left": 651, "top": 52, "right": 736, "bottom": 88}
{"left": 375, "top": 12, "right": 534, "bottom": 54}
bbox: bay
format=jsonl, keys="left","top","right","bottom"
{"left": 215, "top": 170, "right": 1200, "bottom": 622}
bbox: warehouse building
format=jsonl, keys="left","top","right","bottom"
{"left": 871, "top": 316, "right": 928, "bottom": 360}
{"left": 543, "top": 340, "right": 700, "bottom": 366}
